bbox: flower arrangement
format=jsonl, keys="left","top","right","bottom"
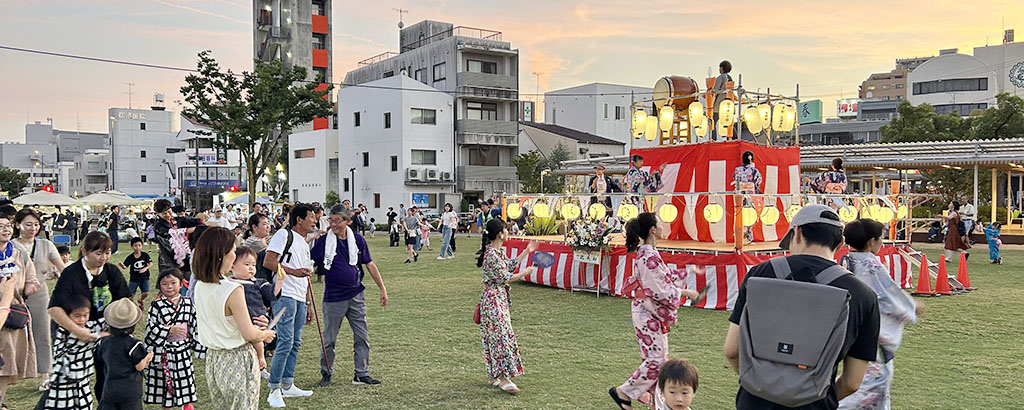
{"left": 565, "top": 218, "right": 612, "bottom": 252}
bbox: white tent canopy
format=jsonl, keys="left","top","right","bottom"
{"left": 12, "top": 191, "right": 81, "bottom": 206}
{"left": 223, "top": 193, "right": 273, "bottom": 205}
{"left": 80, "top": 190, "right": 146, "bottom": 206}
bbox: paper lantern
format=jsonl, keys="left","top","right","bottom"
{"left": 703, "top": 203, "right": 725, "bottom": 223}
{"left": 870, "top": 204, "right": 882, "bottom": 218}
{"left": 782, "top": 106, "right": 796, "bottom": 132}
{"left": 659, "top": 106, "right": 675, "bottom": 132}
{"left": 877, "top": 207, "right": 895, "bottom": 223}
{"left": 771, "top": 104, "right": 787, "bottom": 132}
{"left": 694, "top": 117, "right": 709, "bottom": 138}
{"left": 757, "top": 104, "right": 772, "bottom": 129}
{"left": 561, "top": 203, "right": 581, "bottom": 220}
{"left": 617, "top": 203, "right": 639, "bottom": 221}
{"left": 658, "top": 204, "right": 678, "bottom": 222}
{"left": 533, "top": 202, "right": 551, "bottom": 218}
{"left": 588, "top": 203, "right": 607, "bottom": 220}
{"left": 507, "top": 202, "right": 523, "bottom": 219}
{"left": 839, "top": 206, "right": 857, "bottom": 223}
{"left": 644, "top": 116, "right": 659, "bottom": 141}
{"left": 859, "top": 205, "right": 875, "bottom": 220}
{"left": 743, "top": 107, "right": 762, "bottom": 134}
{"left": 716, "top": 120, "right": 730, "bottom": 139}
{"left": 760, "top": 207, "right": 781, "bottom": 225}
{"left": 896, "top": 205, "right": 909, "bottom": 219}
{"left": 785, "top": 204, "right": 802, "bottom": 221}
{"left": 632, "top": 110, "right": 647, "bottom": 138}
{"left": 718, "top": 99, "right": 735, "bottom": 126}
{"left": 741, "top": 207, "right": 757, "bottom": 227}
{"left": 687, "top": 101, "right": 705, "bottom": 123}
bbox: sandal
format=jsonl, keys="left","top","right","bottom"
{"left": 38, "top": 379, "right": 50, "bottom": 392}
{"left": 608, "top": 387, "right": 632, "bottom": 410}
{"left": 497, "top": 380, "right": 520, "bottom": 394}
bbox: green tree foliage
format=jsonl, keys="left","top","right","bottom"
{"left": 0, "top": 166, "right": 28, "bottom": 196}
{"left": 512, "top": 143, "right": 573, "bottom": 193}
{"left": 179, "top": 50, "right": 333, "bottom": 209}
{"left": 325, "top": 190, "right": 340, "bottom": 208}
{"left": 971, "top": 93, "right": 1024, "bottom": 140}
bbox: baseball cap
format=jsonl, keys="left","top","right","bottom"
{"left": 777, "top": 204, "right": 843, "bottom": 250}
{"left": 593, "top": 164, "right": 605, "bottom": 170}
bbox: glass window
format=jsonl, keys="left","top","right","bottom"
{"left": 384, "top": 112, "right": 391, "bottom": 129}
{"left": 604, "top": 103, "right": 608, "bottom": 119}
{"left": 467, "top": 60, "right": 497, "bottom": 74}
{"left": 411, "top": 149, "right": 436, "bottom": 165}
{"left": 411, "top": 108, "right": 437, "bottom": 124}
{"left": 140, "top": 150, "right": 146, "bottom": 158}
{"left": 294, "top": 148, "right": 316, "bottom": 158}
{"left": 615, "top": 106, "right": 625, "bottom": 120}
{"left": 314, "top": 67, "right": 327, "bottom": 82}
{"left": 312, "top": 33, "right": 327, "bottom": 50}
{"left": 343, "top": 178, "right": 349, "bottom": 192}
{"left": 374, "top": 193, "right": 381, "bottom": 208}
{"left": 353, "top": 112, "right": 360, "bottom": 127}
{"left": 362, "top": 152, "right": 369, "bottom": 167}
{"left": 912, "top": 78, "right": 988, "bottom": 95}
{"left": 141, "top": 175, "right": 147, "bottom": 183}
{"left": 391, "top": 156, "right": 398, "bottom": 172}
{"left": 383, "top": 71, "right": 394, "bottom": 78}
{"left": 432, "top": 63, "right": 446, "bottom": 84}
{"left": 468, "top": 147, "right": 499, "bottom": 166}
{"left": 140, "top": 123, "right": 146, "bottom": 130}
{"left": 466, "top": 101, "right": 497, "bottom": 120}
{"left": 88, "top": 161, "right": 100, "bottom": 170}
{"left": 414, "top": 68, "right": 427, "bottom": 84}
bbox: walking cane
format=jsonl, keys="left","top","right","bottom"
{"left": 306, "top": 276, "right": 331, "bottom": 374}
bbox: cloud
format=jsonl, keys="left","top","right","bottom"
{"left": 149, "top": 0, "right": 248, "bottom": 25}
{"left": 334, "top": 33, "right": 389, "bottom": 49}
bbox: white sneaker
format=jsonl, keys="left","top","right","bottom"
{"left": 446, "top": 254, "right": 454, "bottom": 259}
{"left": 436, "top": 256, "right": 446, "bottom": 260}
{"left": 268, "top": 389, "right": 286, "bottom": 407}
{"left": 281, "top": 385, "right": 314, "bottom": 397}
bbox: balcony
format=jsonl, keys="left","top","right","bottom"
{"left": 456, "top": 133, "right": 517, "bottom": 146}
{"left": 456, "top": 119, "right": 517, "bottom": 136}
{"left": 456, "top": 72, "right": 517, "bottom": 90}
{"left": 270, "top": 26, "right": 291, "bottom": 39}
{"left": 457, "top": 165, "right": 519, "bottom": 192}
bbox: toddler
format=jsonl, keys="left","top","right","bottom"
{"left": 38, "top": 295, "right": 102, "bottom": 409}
{"left": 144, "top": 269, "right": 204, "bottom": 410}
{"left": 654, "top": 358, "right": 699, "bottom": 410}
{"left": 984, "top": 222, "right": 1002, "bottom": 264}
{"left": 97, "top": 298, "right": 154, "bottom": 410}
{"left": 227, "top": 245, "right": 281, "bottom": 377}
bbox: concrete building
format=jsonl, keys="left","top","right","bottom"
{"left": 858, "top": 57, "right": 934, "bottom": 102}
{"left": 108, "top": 98, "right": 181, "bottom": 197}
{"left": 544, "top": 83, "right": 653, "bottom": 146}
{"left": 68, "top": 150, "right": 110, "bottom": 196}
{"left": 798, "top": 119, "right": 888, "bottom": 146}
{"left": 857, "top": 100, "right": 900, "bottom": 122}
{"left": 0, "top": 122, "right": 59, "bottom": 193}
{"left": 288, "top": 128, "right": 336, "bottom": 204}
{"left": 518, "top": 122, "right": 625, "bottom": 160}
{"left": 175, "top": 116, "right": 244, "bottom": 209}
{"left": 344, "top": 20, "right": 520, "bottom": 201}
{"left": 253, "top": 0, "right": 333, "bottom": 131}
{"left": 335, "top": 75, "right": 457, "bottom": 212}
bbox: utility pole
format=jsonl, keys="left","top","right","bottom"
{"left": 532, "top": 72, "right": 543, "bottom": 121}
{"left": 123, "top": 82, "right": 135, "bottom": 109}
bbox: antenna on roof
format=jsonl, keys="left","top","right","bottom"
{"left": 392, "top": 8, "right": 408, "bottom": 29}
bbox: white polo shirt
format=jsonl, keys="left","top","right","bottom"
{"left": 267, "top": 228, "right": 312, "bottom": 301}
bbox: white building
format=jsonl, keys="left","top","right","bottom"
{"left": 519, "top": 122, "right": 625, "bottom": 160}
{"left": 0, "top": 122, "right": 60, "bottom": 194}
{"left": 288, "top": 128, "right": 337, "bottom": 203}
{"left": 68, "top": 149, "right": 110, "bottom": 196}
{"left": 175, "top": 116, "right": 243, "bottom": 210}
{"left": 908, "top": 34, "right": 1024, "bottom": 116}
{"left": 336, "top": 75, "right": 458, "bottom": 212}
{"left": 544, "top": 83, "right": 653, "bottom": 146}
{"left": 108, "top": 97, "right": 181, "bottom": 197}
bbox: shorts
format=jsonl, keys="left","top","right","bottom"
{"left": 128, "top": 278, "right": 150, "bottom": 295}
{"left": 405, "top": 236, "right": 417, "bottom": 245}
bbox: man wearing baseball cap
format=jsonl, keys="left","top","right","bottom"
{"left": 723, "top": 205, "right": 880, "bottom": 410}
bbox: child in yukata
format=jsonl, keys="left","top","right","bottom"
{"left": 984, "top": 222, "right": 1002, "bottom": 264}
{"left": 38, "top": 295, "right": 102, "bottom": 410}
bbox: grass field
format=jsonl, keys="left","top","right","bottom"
{"left": 4, "top": 237, "right": 1023, "bottom": 409}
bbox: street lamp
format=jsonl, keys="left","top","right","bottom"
{"left": 540, "top": 168, "right": 552, "bottom": 193}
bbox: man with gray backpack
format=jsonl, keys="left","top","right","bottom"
{"left": 723, "top": 205, "right": 880, "bottom": 409}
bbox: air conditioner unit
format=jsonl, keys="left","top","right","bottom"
{"left": 406, "top": 167, "right": 423, "bottom": 181}
{"left": 426, "top": 168, "right": 440, "bottom": 181}
{"left": 442, "top": 171, "right": 453, "bottom": 181}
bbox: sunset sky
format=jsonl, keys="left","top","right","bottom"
{"left": 1, "top": 0, "right": 1022, "bottom": 142}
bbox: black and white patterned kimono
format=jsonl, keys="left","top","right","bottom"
{"left": 41, "top": 324, "right": 98, "bottom": 410}
{"left": 143, "top": 295, "right": 205, "bottom": 407}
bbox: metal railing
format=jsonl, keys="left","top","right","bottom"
{"left": 358, "top": 51, "right": 399, "bottom": 66}
{"left": 400, "top": 26, "right": 502, "bottom": 52}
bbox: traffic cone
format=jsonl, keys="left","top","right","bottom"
{"left": 912, "top": 254, "right": 936, "bottom": 296}
{"left": 934, "top": 258, "right": 954, "bottom": 295}
{"left": 957, "top": 252, "right": 976, "bottom": 290}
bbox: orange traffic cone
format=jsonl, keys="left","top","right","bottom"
{"left": 934, "top": 258, "right": 954, "bottom": 295}
{"left": 912, "top": 254, "right": 936, "bottom": 296}
{"left": 957, "top": 252, "right": 975, "bottom": 290}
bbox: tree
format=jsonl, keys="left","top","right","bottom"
{"left": 0, "top": 166, "right": 28, "bottom": 196}
{"left": 512, "top": 143, "right": 574, "bottom": 193}
{"left": 971, "top": 93, "right": 1024, "bottom": 140}
{"left": 179, "top": 50, "right": 332, "bottom": 210}
{"left": 325, "top": 190, "right": 340, "bottom": 208}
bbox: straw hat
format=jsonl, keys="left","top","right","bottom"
{"left": 104, "top": 298, "right": 143, "bottom": 329}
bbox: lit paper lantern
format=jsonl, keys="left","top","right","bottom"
{"left": 760, "top": 207, "right": 781, "bottom": 225}
{"left": 507, "top": 202, "right": 523, "bottom": 219}
{"left": 860, "top": 205, "right": 875, "bottom": 220}
{"left": 757, "top": 104, "right": 772, "bottom": 130}
{"left": 659, "top": 106, "right": 675, "bottom": 132}
{"left": 896, "top": 205, "right": 909, "bottom": 219}
{"left": 782, "top": 106, "right": 796, "bottom": 132}
{"left": 785, "top": 204, "right": 802, "bottom": 221}
{"left": 561, "top": 203, "right": 581, "bottom": 220}
{"left": 718, "top": 99, "right": 735, "bottom": 126}
{"left": 703, "top": 203, "right": 725, "bottom": 223}
{"left": 645, "top": 116, "right": 659, "bottom": 141}
{"left": 658, "top": 204, "right": 678, "bottom": 222}
{"left": 870, "top": 204, "right": 882, "bottom": 218}
{"left": 716, "top": 120, "right": 730, "bottom": 139}
{"left": 877, "top": 207, "right": 895, "bottom": 223}
{"left": 839, "top": 206, "right": 857, "bottom": 223}
{"left": 694, "top": 117, "right": 709, "bottom": 138}
{"left": 534, "top": 202, "right": 551, "bottom": 218}
{"left": 743, "top": 107, "right": 762, "bottom": 134}
{"left": 688, "top": 101, "right": 705, "bottom": 123}
{"left": 771, "top": 104, "right": 787, "bottom": 132}
{"left": 618, "top": 203, "right": 639, "bottom": 221}
{"left": 632, "top": 110, "right": 647, "bottom": 138}
{"left": 588, "top": 203, "right": 607, "bottom": 220}
{"left": 742, "top": 207, "right": 758, "bottom": 227}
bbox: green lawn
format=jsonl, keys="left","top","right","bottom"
{"left": 5, "top": 238, "right": 1023, "bottom": 409}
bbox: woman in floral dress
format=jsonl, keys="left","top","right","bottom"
{"left": 476, "top": 218, "right": 538, "bottom": 395}
{"left": 731, "top": 151, "right": 763, "bottom": 244}
{"left": 621, "top": 155, "right": 665, "bottom": 195}
{"left": 610, "top": 213, "right": 701, "bottom": 410}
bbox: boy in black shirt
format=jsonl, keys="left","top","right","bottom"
{"left": 97, "top": 298, "right": 153, "bottom": 410}
{"left": 119, "top": 237, "right": 152, "bottom": 310}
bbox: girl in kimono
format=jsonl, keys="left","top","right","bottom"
{"left": 839, "top": 219, "right": 922, "bottom": 410}
{"left": 808, "top": 158, "right": 848, "bottom": 194}
{"left": 610, "top": 213, "right": 702, "bottom": 410}
{"left": 476, "top": 218, "right": 538, "bottom": 395}
{"left": 144, "top": 269, "right": 203, "bottom": 410}
{"left": 38, "top": 295, "right": 97, "bottom": 410}
{"left": 731, "top": 151, "right": 763, "bottom": 244}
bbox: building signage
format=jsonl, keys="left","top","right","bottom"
{"left": 112, "top": 111, "right": 146, "bottom": 120}
{"left": 520, "top": 101, "right": 535, "bottom": 122}
{"left": 186, "top": 153, "right": 219, "bottom": 165}
{"left": 412, "top": 193, "right": 430, "bottom": 208}
{"left": 179, "top": 166, "right": 242, "bottom": 190}
{"left": 797, "top": 100, "right": 823, "bottom": 124}
{"left": 836, "top": 98, "right": 860, "bottom": 118}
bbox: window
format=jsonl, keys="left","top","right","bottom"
{"left": 551, "top": 108, "right": 557, "bottom": 123}
{"left": 141, "top": 175, "right": 147, "bottom": 183}
{"left": 468, "top": 147, "right": 499, "bottom": 166}
{"left": 140, "top": 150, "right": 146, "bottom": 158}
{"left": 604, "top": 103, "right": 608, "bottom": 119}
{"left": 362, "top": 152, "right": 369, "bottom": 167}
{"left": 466, "top": 101, "right": 498, "bottom": 120}
{"left": 374, "top": 193, "right": 381, "bottom": 208}
{"left": 391, "top": 155, "right": 398, "bottom": 172}
{"left": 313, "top": 67, "right": 327, "bottom": 82}
{"left": 934, "top": 103, "right": 988, "bottom": 115}
{"left": 312, "top": 33, "right": 327, "bottom": 49}
{"left": 867, "top": 85, "right": 876, "bottom": 90}
{"left": 912, "top": 78, "right": 988, "bottom": 95}
{"left": 410, "top": 108, "right": 437, "bottom": 124}
{"left": 343, "top": 178, "right": 349, "bottom": 192}
{"left": 383, "top": 70, "right": 394, "bottom": 78}
{"left": 467, "top": 59, "right": 497, "bottom": 74}
{"left": 414, "top": 68, "right": 427, "bottom": 84}
{"left": 432, "top": 62, "right": 446, "bottom": 84}
{"left": 353, "top": 112, "right": 361, "bottom": 127}
{"left": 384, "top": 112, "right": 391, "bottom": 128}
{"left": 615, "top": 106, "right": 625, "bottom": 120}
{"left": 88, "top": 161, "right": 100, "bottom": 170}
{"left": 87, "top": 176, "right": 106, "bottom": 184}
{"left": 312, "top": 0, "right": 326, "bottom": 16}
{"left": 294, "top": 148, "right": 316, "bottom": 158}
{"left": 411, "top": 149, "right": 436, "bottom": 165}
{"left": 896, "top": 83, "right": 905, "bottom": 89}
{"left": 140, "top": 122, "right": 146, "bottom": 130}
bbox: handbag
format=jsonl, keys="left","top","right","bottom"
{"left": 3, "top": 304, "right": 30, "bottom": 329}
{"left": 473, "top": 303, "right": 481, "bottom": 324}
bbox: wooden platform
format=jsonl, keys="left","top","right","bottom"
{"left": 515, "top": 235, "right": 783, "bottom": 253}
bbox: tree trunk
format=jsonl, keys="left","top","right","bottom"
{"left": 247, "top": 154, "right": 259, "bottom": 211}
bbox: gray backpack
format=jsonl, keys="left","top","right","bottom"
{"left": 737, "top": 257, "right": 852, "bottom": 407}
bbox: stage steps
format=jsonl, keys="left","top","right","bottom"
{"left": 897, "top": 247, "right": 964, "bottom": 290}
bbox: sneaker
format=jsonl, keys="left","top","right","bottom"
{"left": 261, "top": 370, "right": 270, "bottom": 380}
{"left": 436, "top": 256, "right": 446, "bottom": 260}
{"left": 414, "top": 253, "right": 419, "bottom": 262}
{"left": 267, "top": 389, "right": 286, "bottom": 408}
{"left": 352, "top": 375, "right": 381, "bottom": 385}
{"left": 318, "top": 374, "right": 332, "bottom": 387}
{"left": 280, "top": 385, "right": 314, "bottom": 397}
{"left": 404, "top": 259, "right": 411, "bottom": 264}
{"left": 446, "top": 255, "right": 454, "bottom": 260}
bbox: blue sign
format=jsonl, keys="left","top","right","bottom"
{"left": 183, "top": 180, "right": 239, "bottom": 189}
{"left": 411, "top": 193, "right": 429, "bottom": 207}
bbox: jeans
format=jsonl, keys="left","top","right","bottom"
{"left": 440, "top": 227, "right": 454, "bottom": 258}
{"left": 414, "top": 234, "right": 422, "bottom": 252}
{"left": 320, "top": 293, "right": 369, "bottom": 377}
{"left": 269, "top": 296, "right": 307, "bottom": 390}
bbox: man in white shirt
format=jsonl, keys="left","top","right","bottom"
{"left": 206, "top": 208, "right": 231, "bottom": 229}
{"left": 222, "top": 204, "right": 240, "bottom": 230}
{"left": 263, "top": 204, "right": 318, "bottom": 406}
{"left": 960, "top": 197, "right": 976, "bottom": 241}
